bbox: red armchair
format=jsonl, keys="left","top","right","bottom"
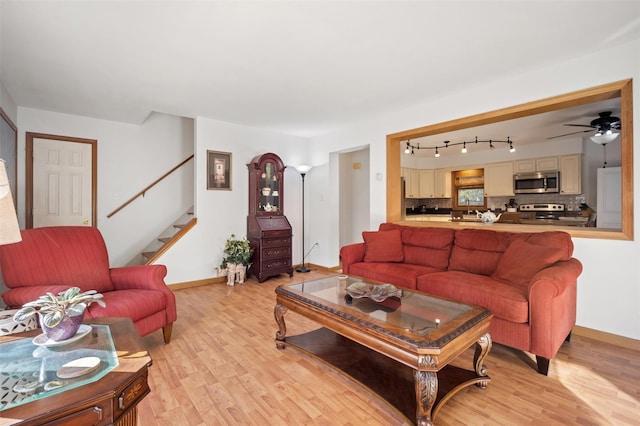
{"left": 0, "top": 226, "right": 176, "bottom": 343}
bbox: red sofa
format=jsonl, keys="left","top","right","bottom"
{"left": 340, "top": 223, "right": 582, "bottom": 375}
{"left": 0, "top": 226, "right": 177, "bottom": 343}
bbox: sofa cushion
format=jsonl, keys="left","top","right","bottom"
{"left": 379, "top": 223, "right": 454, "bottom": 269}
{"left": 363, "top": 229, "right": 404, "bottom": 263}
{"left": 448, "top": 229, "right": 514, "bottom": 276}
{"left": 524, "top": 231, "right": 574, "bottom": 260}
{"left": 1, "top": 286, "right": 72, "bottom": 309}
{"left": 86, "top": 289, "right": 167, "bottom": 321}
{"left": 348, "top": 262, "right": 442, "bottom": 290}
{"left": 493, "top": 239, "right": 566, "bottom": 285}
{"left": 417, "top": 271, "right": 530, "bottom": 323}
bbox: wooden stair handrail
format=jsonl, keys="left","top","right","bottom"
{"left": 107, "top": 154, "right": 194, "bottom": 218}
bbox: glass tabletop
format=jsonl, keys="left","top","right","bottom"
{"left": 284, "top": 276, "right": 472, "bottom": 338}
{"left": 0, "top": 324, "right": 119, "bottom": 411}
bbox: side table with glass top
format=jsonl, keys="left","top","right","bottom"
{"left": 0, "top": 317, "right": 152, "bottom": 426}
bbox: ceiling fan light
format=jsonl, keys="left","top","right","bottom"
{"left": 590, "top": 133, "right": 619, "bottom": 145}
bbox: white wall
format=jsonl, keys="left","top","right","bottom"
{"left": 339, "top": 147, "right": 371, "bottom": 247}
{"left": 16, "top": 108, "right": 194, "bottom": 266}
{"left": 156, "top": 116, "right": 310, "bottom": 284}
{"left": 308, "top": 38, "right": 640, "bottom": 340}
{"left": 0, "top": 82, "right": 17, "bottom": 125}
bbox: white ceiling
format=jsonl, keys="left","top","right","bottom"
{"left": 1, "top": 1, "right": 639, "bottom": 138}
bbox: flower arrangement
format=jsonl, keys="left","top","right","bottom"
{"left": 13, "top": 287, "right": 105, "bottom": 328}
{"left": 220, "top": 234, "right": 254, "bottom": 270}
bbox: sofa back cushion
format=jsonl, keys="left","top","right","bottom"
{"left": 379, "top": 223, "right": 454, "bottom": 270}
{"left": 522, "top": 231, "right": 574, "bottom": 260}
{"left": 493, "top": 239, "right": 566, "bottom": 285}
{"left": 449, "top": 228, "right": 574, "bottom": 277}
{"left": 449, "top": 228, "right": 516, "bottom": 276}
{"left": 363, "top": 229, "right": 404, "bottom": 262}
{"left": 0, "top": 226, "right": 115, "bottom": 293}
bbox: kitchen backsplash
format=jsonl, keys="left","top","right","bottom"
{"left": 405, "top": 194, "right": 587, "bottom": 212}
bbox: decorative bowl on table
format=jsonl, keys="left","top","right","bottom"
{"left": 346, "top": 282, "right": 402, "bottom": 302}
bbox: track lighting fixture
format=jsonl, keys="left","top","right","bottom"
{"left": 403, "top": 137, "right": 515, "bottom": 156}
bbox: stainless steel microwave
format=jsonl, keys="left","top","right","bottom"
{"left": 513, "top": 171, "right": 560, "bottom": 194}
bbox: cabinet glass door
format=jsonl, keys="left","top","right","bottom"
{"left": 259, "top": 161, "right": 280, "bottom": 212}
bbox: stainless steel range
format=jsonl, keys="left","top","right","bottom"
{"left": 519, "top": 203, "right": 565, "bottom": 221}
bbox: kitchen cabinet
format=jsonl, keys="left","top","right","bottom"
{"left": 405, "top": 168, "right": 421, "bottom": 198}
{"left": 484, "top": 162, "right": 514, "bottom": 196}
{"left": 536, "top": 157, "right": 559, "bottom": 171}
{"left": 434, "top": 168, "right": 451, "bottom": 198}
{"left": 514, "top": 159, "right": 535, "bottom": 173}
{"left": 515, "top": 156, "right": 559, "bottom": 173}
{"left": 559, "top": 154, "right": 582, "bottom": 194}
{"left": 419, "top": 169, "right": 434, "bottom": 198}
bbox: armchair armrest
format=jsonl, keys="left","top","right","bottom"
{"left": 340, "top": 243, "right": 365, "bottom": 274}
{"left": 110, "top": 264, "right": 176, "bottom": 323}
{"left": 110, "top": 264, "right": 168, "bottom": 291}
{"left": 527, "top": 258, "right": 583, "bottom": 359}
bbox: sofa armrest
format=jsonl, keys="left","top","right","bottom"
{"left": 340, "top": 243, "right": 366, "bottom": 274}
{"left": 527, "top": 258, "right": 583, "bottom": 359}
{"left": 110, "top": 265, "right": 168, "bottom": 291}
{"left": 110, "top": 264, "right": 177, "bottom": 323}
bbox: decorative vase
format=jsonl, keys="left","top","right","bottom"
{"left": 235, "top": 264, "right": 246, "bottom": 284}
{"left": 40, "top": 303, "right": 86, "bottom": 341}
{"left": 226, "top": 263, "right": 237, "bottom": 286}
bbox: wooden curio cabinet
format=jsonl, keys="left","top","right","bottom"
{"left": 247, "top": 153, "right": 293, "bottom": 282}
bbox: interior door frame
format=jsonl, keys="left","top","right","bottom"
{"left": 0, "top": 108, "right": 17, "bottom": 208}
{"left": 26, "top": 132, "right": 98, "bottom": 229}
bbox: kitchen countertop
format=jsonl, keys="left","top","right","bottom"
{"left": 405, "top": 215, "right": 588, "bottom": 226}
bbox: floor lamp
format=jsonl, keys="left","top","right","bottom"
{"left": 296, "top": 165, "right": 311, "bottom": 273}
{"left": 0, "top": 160, "right": 22, "bottom": 245}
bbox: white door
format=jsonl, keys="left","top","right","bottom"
{"left": 597, "top": 167, "right": 622, "bottom": 229}
{"left": 33, "top": 138, "right": 93, "bottom": 227}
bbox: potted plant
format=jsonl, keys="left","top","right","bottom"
{"left": 220, "top": 234, "right": 254, "bottom": 269}
{"left": 220, "top": 234, "right": 254, "bottom": 284}
{"left": 13, "top": 287, "right": 106, "bottom": 341}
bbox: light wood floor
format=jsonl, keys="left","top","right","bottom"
{"left": 137, "top": 270, "right": 640, "bottom": 425}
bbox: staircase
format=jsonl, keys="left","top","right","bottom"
{"left": 127, "top": 208, "right": 197, "bottom": 266}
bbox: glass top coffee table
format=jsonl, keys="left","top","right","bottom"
{"left": 274, "top": 275, "right": 493, "bottom": 426}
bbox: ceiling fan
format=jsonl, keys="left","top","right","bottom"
{"left": 547, "top": 111, "right": 621, "bottom": 140}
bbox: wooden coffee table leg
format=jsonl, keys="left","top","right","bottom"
{"left": 274, "top": 303, "right": 288, "bottom": 349}
{"left": 473, "top": 332, "right": 492, "bottom": 388}
{"left": 414, "top": 369, "right": 437, "bottom": 426}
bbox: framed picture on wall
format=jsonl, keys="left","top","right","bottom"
{"left": 207, "top": 150, "right": 232, "bottom": 190}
